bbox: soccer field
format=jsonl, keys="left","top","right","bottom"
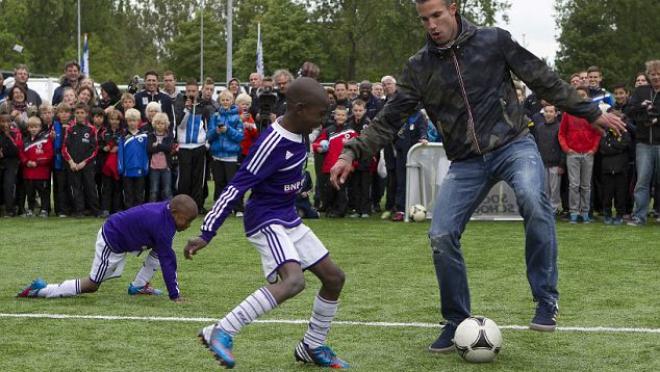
{"left": 1, "top": 215, "right": 659, "bottom": 371}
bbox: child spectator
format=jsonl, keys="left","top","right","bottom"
{"left": 558, "top": 87, "right": 602, "bottom": 223}
{"left": 91, "top": 107, "right": 106, "bottom": 199}
{"left": 347, "top": 99, "right": 373, "bottom": 218}
{"left": 77, "top": 86, "right": 97, "bottom": 108}
{"left": 586, "top": 66, "right": 614, "bottom": 108}
{"left": 39, "top": 103, "right": 55, "bottom": 132}
{"left": 62, "top": 103, "right": 101, "bottom": 217}
{"left": 52, "top": 103, "right": 72, "bottom": 217}
{"left": 611, "top": 83, "right": 630, "bottom": 115}
{"left": 100, "top": 109, "right": 124, "bottom": 216}
{"left": 118, "top": 108, "right": 149, "bottom": 208}
{"left": 236, "top": 93, "right": 258, "bottom": 214}
{"left": 236, "top": 93, "right": 259, "bottom": 161}
{"left": 533, "top": 105, "right": 564, "bottom": 215}
{"left": 312, "top": 105, "right": 357, "bottom": 217}
{"left": 599, "top": 124, "right": 632, "bottom": 225}
{"left": 296, "top": 170, "right": 320, "bottom": 219}
{"left": 20, "top": 116, "right": 53, "bottom": 217}
{"left": 207, "top": 90, "right": 244, "bottom": 209}
{"left": 61, "top": 87, "right": 78, "bottom": 109}
{"left": 148, "top": 112, "right": 175, "bottom": 202}
{"left": 0, "top": 113, "right": 22, "bottom": 217}
{"left": 120, "top": 92, "right": 136, "bottom": 114}
{"left": 143, "top": 101, "right": 162, "bottom": 133}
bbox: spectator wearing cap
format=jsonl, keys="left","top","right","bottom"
{"left": 52, "top": 61, "right": 84, "bottom": 105}
{"left": 357, "top": 81, "right": 383, "bottom": 120}
{"left": 12, "top": 64, "right": 42, "bottom": 108}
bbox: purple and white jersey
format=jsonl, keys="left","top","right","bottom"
{"left": 200, "top": 120, "right": 308, "bottom": 241}
{"left": 102, "top": 201, "right": 180, "bottom": 299}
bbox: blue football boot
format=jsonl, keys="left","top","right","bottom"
{"left": 294, "top": 341, "right": 349, "bottom": 369}
{"left": 16, "top": 278, "right": 47, "bottom": 298}
{"left": 199, "top": 325, "right": 236, "bottom": 369}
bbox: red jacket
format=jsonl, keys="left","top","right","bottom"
{"left": 558, "top": 113, "right": 601, "bottom": 154}
{"left": 313, "top": 126, "right": 357, "bottom": 173}
{"left": 20, "top": 132, "right": 54, "bottom": 180}
{"left": 239, "top": 110, "right": 259, "bottom": 156}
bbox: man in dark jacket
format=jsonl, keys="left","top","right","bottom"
{"left": 331, "top": 0, "right": 626, "bottom": 351}
{"left": 134, "top": 71, "right": 174, "bottom": 125}
{"left": 13, "top": 64, "right": 42, "bottom": 107}
{"left": 52, "top": 61, "right": 83, "bottom": 105}
{"left": 627, "top": 60, "right": 660, "bottom": 225}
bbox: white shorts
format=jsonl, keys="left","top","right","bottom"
{"left": 89, "top": 228, "right": 128, "bottom": 284}
{"left": 247, "top": 224, "right": 329, "bottom": 284}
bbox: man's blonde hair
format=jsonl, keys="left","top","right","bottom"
{"left": 646, "top": 60, "right": 660, "bottom": 74}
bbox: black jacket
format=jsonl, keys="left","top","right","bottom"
{"left": 343, "top": 15, "right": 601, "bottom": 162}
{"left": 599, "top": 129, "right": 632, "bottom": 174}
{"left": 533, "top": 120, "right": 563, "bottom": 167}
{"left": 134, "top": 90, "right": 174, "bottom": 126}
{"left": 626, "top": 85, "right": 660, "bottom": 145}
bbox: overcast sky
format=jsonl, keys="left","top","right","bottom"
{"left": 495, "top": 0, "right": 559, "bottom": 65}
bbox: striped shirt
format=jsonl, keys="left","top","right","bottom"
{"left": 200, "top": 120, "right": 307, "bottom": 241}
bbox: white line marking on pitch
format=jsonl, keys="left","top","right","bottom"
{"left": 1, "top": 313, "right": 659, "bottom": 334}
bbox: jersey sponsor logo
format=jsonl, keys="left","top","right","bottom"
{"left": 283, "top": 179, "right": 304, "bottom": 192}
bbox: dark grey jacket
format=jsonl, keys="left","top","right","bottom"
{"left": 343, "top": 16, "right": 601, "bottom": 162}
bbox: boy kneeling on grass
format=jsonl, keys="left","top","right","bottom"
{"left": 17, "top": 194, "right": 198, "bottom": 301}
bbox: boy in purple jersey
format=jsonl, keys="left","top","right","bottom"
{"left": 17, "top": 195, "right": 198, "bottom": 302}
{"left": 185, "top": 78, "right": 349, "bottom": 369}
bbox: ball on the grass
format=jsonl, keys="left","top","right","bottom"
{"left": 409, "top": 204, "right": 427, "bottom": 222}
{"left": 454, "top": 316, "right": 502, "bottom": 363}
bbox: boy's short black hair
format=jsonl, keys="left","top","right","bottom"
{"left": 587, "top": 66, "right": 601, "bottom": 74}
{"left": 575, "top": 86, "right": 589, "bottom": 95}
{"left": 90, "top": 107, "right": 105, "bottom": 117}
{"left": 185, "top": 78, "right": 198, "bottom": 86}
{"left": 74, "top": 102, "right": 90, "bottom": 112}
{"left": 612, "top": 83, "right": 628, "bottom": 92}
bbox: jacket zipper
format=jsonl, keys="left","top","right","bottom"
{"left": 451, "top": 48, "right": 482, "bottom": 155}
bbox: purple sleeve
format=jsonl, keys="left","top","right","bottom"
{"left": 199, "top": 147, "right": 282, "bottom": 243}
{"left": 155, "top": 237, "right": 180, "bottom": 300}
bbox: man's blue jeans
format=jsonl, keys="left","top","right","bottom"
{"left": 429, "top": 135, "right": 559, "bottom": 325}
{"left": 632, "top": 143, "right": 660, "bottom": 223}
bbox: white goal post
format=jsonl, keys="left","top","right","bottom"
{"left": 404, "top": 143, "right": 522, "bottom": 222}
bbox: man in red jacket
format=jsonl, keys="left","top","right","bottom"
{"left": 20, "top": 116, "right": 53, "bottom": 217}
{"left": 558, "top": 87, "right": 602, "bottom": 223}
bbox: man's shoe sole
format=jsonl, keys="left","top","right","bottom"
{"left": 428, "top": 344, "right": 455, "bottom": 353}
{"left": 529, "top": 323, "right": 556, "bottom": 332}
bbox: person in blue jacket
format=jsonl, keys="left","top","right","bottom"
{"left": 119, "top": 108, "right": 149, "bottom": 208}
{"left": 207, "top": 90, "right": 244, "bottom": 210}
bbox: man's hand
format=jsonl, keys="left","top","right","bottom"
{"left": 184, "top": 237, "right": 208, "bottom": 260}
{"left": 592, "top": 112, "right": 627, "bottom": 136}
{"left": 330, "top": 156, "right": 354, "bottom": 190}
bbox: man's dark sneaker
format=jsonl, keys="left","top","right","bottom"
{"left": 530, "top": 301, "right": 559, "bottom": 332}
{"left": 428, "top": 322, "right": 457, "bottom": 353}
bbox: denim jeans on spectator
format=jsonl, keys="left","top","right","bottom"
{"left": 566, "top": 153, "right": 594, "bottom": 214}
{"left": 632, "top": 143, "right": 660, "bottom": 223}
{"left": 428, "top": 134, "right": 558, "bottom": 325}
{"left": 149, "top": 169, "right": 172, "bottom": 202}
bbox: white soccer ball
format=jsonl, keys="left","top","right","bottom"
{"left": 454, "top": 316, "right": 503, "bottom": 363}
{"left": 409, "top": 204, "right": 427, "bottom": 222}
